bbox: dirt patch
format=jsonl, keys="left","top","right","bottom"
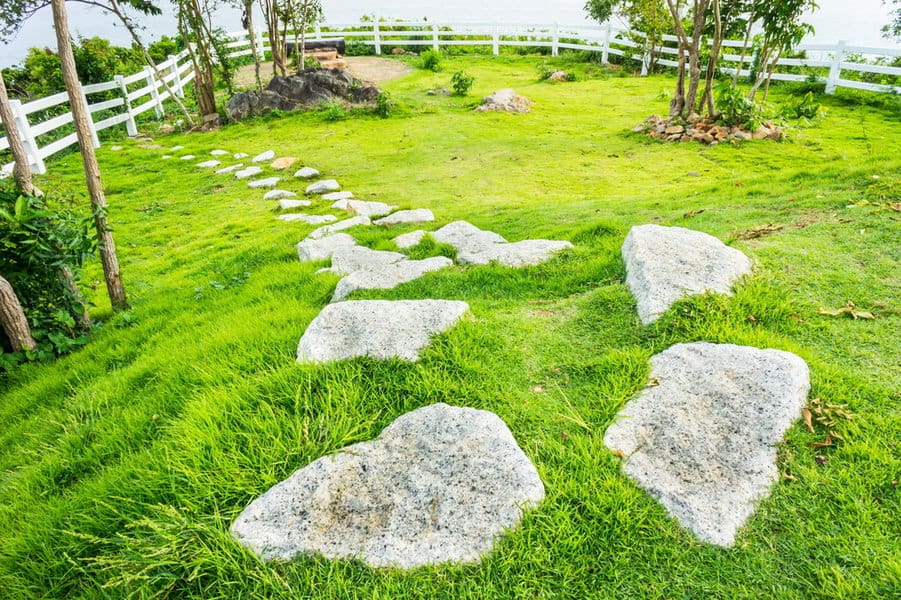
{"left": 235, "top": 57, "right": 412, "bottom": 90}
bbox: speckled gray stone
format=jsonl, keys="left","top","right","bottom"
{"left": 234, "top": 166, "right": 263, "bottom": 179}
{"left": 231, "top": 402, "right": 543, "bottom": 568}
{"left": 332, "top": 257, "right": 453, "bottom": 302}
{"left": 374, "top": 209, "right": 435, "bottom": 226}
{"left": 306, "top": 179, "right": 341, "bottom": 194}
{"left": 603, "top": 342, "right": 810, "bottom": 547}
{"left": 215, "top": 163, "right": 244, "bottom": 174}
{"left": 196, "top": 160, "right": 221, "bottom": 168}
{"left": 296, "top": 233, "right": 358, "bottom": 262}
{"left": 345, "top": 200, "right": 397, "bottom": 218}
{"left": 294, "top": 167, "right": 320, "bottom": 179}
{"left": 278, "top": 199, "right": 312, "bottom": 210}
{"left": 210, "top": 149, "right": 229, "bottom": 156}
{"left": 457, "top": 239, "right": 573, "bottom": 267}
{"left": 277, "top": 213, "right": 337, "bottom": 224}
{"left": 323, "top": 246, "right": 407, "bottom": 276}
{"left": 263, "top": 189, "right": 297, "bottom": 200}
{"left": 249, "top": 177, "right": 281, "bottom": 189}
{"left": 622, "top": 224, "right": 753, "bottom": 324}
{"left": 322, "top": 191, "right": 354, "bottom": 201}
{"left": 394, "top": 230, "right": 426, "bottom": 249}
{"left": 308, "top": 216, "right": 371, "bottom": 240}
{"left": 252, "top": 150, "right": 276, "bottom": 163}
{"left": 331, "top": 198, "right": 351, "bottom": 210}
{"left": 431, "top": 221, "right": 507, "bottom": 253}
{"left": 180, "top": 154, "right": 195, "bottom": 160}
{"left": 234, "top": 152, "right": 249, "bottom": 159}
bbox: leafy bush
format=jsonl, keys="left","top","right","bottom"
{"left": 375, "top": 92, "right": 396, "bottom": 118}
{"left": 781, "top": 91, "right": 825, "bottom": 121}
{"left": 320, "top": 101, "right": 348, "bottom": 121}
{"left": 419, "top": 49, "right": 443, "bottom": 72}
{"left": 451, "top": 70, "right": 474, "bottom": 96}
{"left": 537, "top": 62, "right": 553, "bottom": 81}
{"left": 715, "top": 81, "right": 765, "bottom": 130}
{"left": 0, "top": 183, "right": 95, "bottom": 362}
{"left": 345, "top": 40, "right": 373, "bottom": 56}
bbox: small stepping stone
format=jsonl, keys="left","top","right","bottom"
{"left": 321, "top": 191, "right": 353, "bottom": 201}
{"left": 271, "top": 157, "right": 297, "bottom": 170}
{"left": 294, "top": 167, "right": 320, "bottom": 179}
{"left": 321, "top": 246, "right": 407, "bottom": 276}
{"left": 306, "top": 179, "right": 341, "bottom": 194}
{"left": 215, "top": 163, "right": 244, "bottom": 174}
{"left": 297, "top": 302, "right": 469, "bottom": 363}
{"left": 263, "top": 189, "right": 297, "bottom": 200}
{"left": 231, "top": 402, "right": 543, "bottom": 568}
{"left": 249, "top": 177, "right": 280, "bottom": 189}
{"left": 180, "top": 155, "right": 196, "bottom": 160}
{"left": 210, "top": 149, "right": 229, "bottom": 155}
{"left": 234, "top": 152, "right": 249, "bottom": 159}
{"left": 394, "top": 230, "right": 426, "bottom": 249}
{"left": 296, "top": 233, "right": 357, "bottom": 262}
{"left": 622, "top": 224, "right": 752, "bottom": 324}
{"left": 110, "top": 145, "right": 123, "bottom": 151}
{"left": 308, "top": 216, "right": 371, "bottom": 240}
{"left": 252, "top": 150, "right": 276, "bottom": 163}
{"left": 171, "top": 145, "right": 184, "bottom": 151}
{"left": 278, "top": 214, "right": 338, "bottom": 225}
{"left": 278, "top": 199, "right": 312, "bottom": 210}
{"left": 604, "top": 342, "right": 810, "bottom": 547}
{"left": 235, "top": 166, "right": 263, "bottom": 179}
{"left": 161, "top": 155, "right": 172, "bottom": 159}
{"left": 374, "top": 209, "right": 435, "bottom": 226}
{"left": 457, "top": 239, "right": 573, "bottom": 267}
{"left": 431, "top": 221, "right": 506, "bottom": 253}
{"left": 196, "top": 160, "right": 221, "bottom": 168}
{"left": 332, "top": 256, "right": 453, "bottom": 302}
{"left": 331, "top": 199, "right": 351, "bottom": 210}
{"left": 345, "top": 200, "right": 397, "bottom": 218}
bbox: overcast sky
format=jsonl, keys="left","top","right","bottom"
{"left": 1, "top": 0, "right": 897, "bottom": 68}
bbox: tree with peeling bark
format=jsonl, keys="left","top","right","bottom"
{"left": 0, "top": 71, "right": 37, "bottom": 196}
{"left": 175, "top": 0, "right": 223, "bottom": 126}
{"left": 239, "top": 0, "right": 263, "bottom": 90}
{"left": 0, "top": 274, "right": 36, "bottom": 352}
{"left": 260, "top": 0, "right": 288, "bottom": 76}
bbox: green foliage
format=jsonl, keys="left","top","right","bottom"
{"left": 418, "top": 49, "right": 443, "bottom": 72}
{"left": 319, "top": 101, "right": 348, "bottom": 121}
{"left": 0, "top": 183, "right": 94, "bottom": 361}
{"left": 450, "top": 70, "right": 474, "bottom": 96}
{"left": 716, "top": 80, "right": 765, "bottom": 129}
{"left": 374, "top": 91, "right": 396, "bottom": 118}
{"left": 537, "top": 62, "right": 553, "bottom": 81}
{"left": 345, "top": 40, "right": 373, "bottom": 56}
{"left": 884, "top": 0, "right": 901, "bottom": 40}
{"left": 780, "top": 91, "right": 825, "bottom": 121}
{"left": 146, "top": 35, "right": 180, "bottom": 63}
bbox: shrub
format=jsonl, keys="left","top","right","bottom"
{"left": 375, "top": 92, "right": 396, "bottom": 118}
{"left": 419, "top": 49, "right": 443, "bottom": 72}
{"left": 345, "top": 40, "right": 372, "bottom": 56}
{"left": 715, "top": 81, "right": 765, "bottom": 130}
{"left": 781, "top": 91, "right": 825, "bottom": 121}
{"left": 320, "top": 101, "right": 348, "bottom": 121}
{"left": 451, "top": 70, "right": 474, "bottom": 96}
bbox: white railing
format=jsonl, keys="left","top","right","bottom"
{"left": 223, "top": 21, "right": 901, "bottom": 95}
{"left": 1, "top": 49, "right": 194, "bottom": 175}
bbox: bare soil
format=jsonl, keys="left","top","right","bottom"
{"left": 235, "top": 57, "right": 413, "bottom": 90}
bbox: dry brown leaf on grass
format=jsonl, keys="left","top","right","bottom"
{"left": 801, "top": 407, "right": 815, "bottom": 433}
{"left": 735, "top": 223, "right": 784, "bottom": 240}
{"left": 818, "top": 301, "right": 877, "bottom": 320}
{"left": 683, "top": 209, "right": 705, "bottom": 218}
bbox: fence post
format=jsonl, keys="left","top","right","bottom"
{"left": 552, "top": 22, "right": 559, "bottom": 57}
{"left": 640, "top": 50, "right": 650, "bottom": 76}
{"left": 373, "top": 21, "right": 382, "bottom": 55}
{"left": 8, "top": 99, "right": 46, "bottom": 175}
{"left": 602, "top": 22, "right": 612, "bottom": 64}
{"left": 168, "top": 54, "right": 184, "bottom": 98}
{"left": 493, "top": 25, "right": 500, "bottom": 55}
{"left": 143, "top": 66, "right": 164, "bottom": 119}
{"left": 79, "top": 84, "right": 101, "bottom": 149}
{"left": 115, "top": 75, "right": 138, "bottom": 137}
{"left": 432, "top": 23, "right": 439, "bottom": 51}
{"left": 825, "top": 40, "right": 846, "bottom": 94}
{"left": 256, "top": 29, "right": 265, "bottom": 59}
{"left": 315, "top": 23, "right": 321, "bottom": 40}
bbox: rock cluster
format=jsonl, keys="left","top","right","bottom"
{"left": 475, "top": 89, "right": 534, "bottom": 114}
{"left": 633, "top": 115, "right": 783, "bottom": 145}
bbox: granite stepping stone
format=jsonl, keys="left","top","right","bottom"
{"left": 180, "top": 155, "right": 196, "bottom": 160}
{"left": 271, "top": 157, "right": 297, "bottom": 170}
{"left": 457, "top": 239, "right": 573, "bottom": 267}
{"left": 231, "top": 402, "right": 543, "bottom": 569}
{"left": 234, "top": 152, "right": 250, "bottom": 159}
{"left": 604, "top": 342, "right": 810, "bottom": 547}
{"left": 296, "top": 233, "right": 358, "bottom": 262}
{"left": 394, "top": 230, "right": 426, "bottom": 249}
{"left": 278, "top": 214, "right": 338, "bottom": 225}
{"left": 196, "top": 160, "right": 221, "bottom": 168}
{"left": 216, "top": 163, "right": 244, "bottom": 174}
{"left": 308, "top": 216, "right": 371, "bottom": 240}
{"left": 252, "top": 150, "right": 276, "bottom": 163}
{"left": 374, "top": 209, "right": 435, "bottom": 226}
{"left": 331, "top": 199, "right": 351, "bottom": 210}
{"left": 322, "top": 191, "right": 354, "bottom": 201}
{"left": 263, "top": 189, "right": 297, "bottom": 200}
{"left": 321, "top": 246, "right": 407, "bottom": 276}
{"left": 294, "top": 166, "right": 320, "bottom": 179}
{"left": 171, "top": 145, "right": 184, "bottom": 151}
{"left": 306, "top": 179, "right": 341, "bottom": 194}
{"left": 431, "top": 221, "right": 507, "bottom": 253}
{"left": 278, "top": 199, "right": 312, "bottom": 210}
{"left": 622, "top": 224, "right": 752, "bottom": 324}
{"left": 249, "top": 177, "right": 281, "bottom": 189}
{"left": 210, "top": 149, "right": 229, "bottom": 156}
{"left": 345, "top": 200, "right": 397, "bottom": 218}
{"left": 161, "top": 155, "right": 172, "bottom": 159}
{"left": 332, "top": 256, "right": 453, "bottom": 302}
{"left": 235, "top": 166, "right": 264, "bottom": 179}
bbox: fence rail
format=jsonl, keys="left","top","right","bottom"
{"left": 2, "top": 20, "right": 900, "bottom": 176}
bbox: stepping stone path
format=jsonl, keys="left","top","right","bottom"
{"left": 235, "top": 166, "right": 263, "bottom": 179}
{"left": 271, "top": 157, "right": 297, "bottom": 170}
{"left": 263, "top": 189, "right": 296, "bottom": 200}
{"left": 171, "top": 145, "right": 184, "bottom": 151}
{"left": 345, "top": 200, "right": 397, "bottom": 218}
{"left": 297, "top": 233, "right": 358, "bottom": 261}
{"left": 249, "top": 177, "right": 280, "bottom": 189}
{"left": 234, "top": 152, "right": 249, "bottom": 159}
{"left": 374, "top": 209, "right": 435, "bottom": 226}
{"left": 231, "top": 403, "right": 544, "bottom": 568}
{"left": 458, "top": 239, "right": 573, "bottom": 267}
{"left": 294, "top": 167, "right": 320, "bottom": 179}
{"left": 604, "top": 342, "right": 810, "bottom": 546}
{"left": 252, "top": 150, "right": 276, "bottom": 163}
{"left": 110, "top": 145, "right": 123, "bottom": 151}
{"left": 332, "top": 257, "right": 453, "bottom": 302}
{"left": 180, "top": 155, "right": 195, "bottom": 160}
{"left": 279, "top": 199, "right": 312, "bottom": 210}
{"left": 210, "top": 149, "right": 229, "bottom": 156}
{"left": 196, "top": 160, "right": 221, "bottom": 168}
{"left": 278, "top": 214, "right": 338, "bottom": 224}
{"left": 331, "top": 198, "right": 351, "bottom": 210}
{"left": 394, "top": 230, "right": 426, "bottom": 249}
{"left": 622, "top": 224, "right": 752, "bottom": 324}
{"left": 215, "top": 163, "right": 244, "bottom": 174}
{"left": 322, "top": 191, "right": 353, "bottom": 201}
{"left": 161, "top": 155, "right": 172, "bottom": 159}
{"left": 308, "top": 216, "right": 371, "bottom": 240}
{"left": 306, "top": 179, "right": 341, "bottom": 194}
{"left": 432, "top": 220, "right": 508, "bottom": 253}
{"left": 322, "top": 246, "right": 407, "bottom": 276}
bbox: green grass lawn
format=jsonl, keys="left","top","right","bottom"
{"left": 1, "top": 55, "right": 899, "bottom": 599}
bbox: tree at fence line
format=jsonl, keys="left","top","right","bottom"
{"left": 746, "top": 0, "right": 817, "bottom": 101}
{"left": 261, "top": 0, "right": 288, "bottom": 76}
{"left": 585, "top": 0, "right": 671, "bottom": 73}
{"left": 0, "top": 71, "right": 38, "bottom": 196}
{"left": 238, "top": 0, "right": 263, "bottom": 90}
{"left": 884, "top": 0, "right": 900, "bottom": 41}
{"left": 282, "top": 0, "right": 322, "bottom": 69}
{"left": 175, "top": 0, "right": 219, "bottom": 126}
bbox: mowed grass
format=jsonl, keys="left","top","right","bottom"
{"left": 0, "top": 54, "right": 899, "bottom": 598}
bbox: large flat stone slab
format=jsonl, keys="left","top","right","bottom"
{"left": 332, "top": 257, "right": 453, "bottom": 302}
{"left": 322, "top": 191, "right": 353, "bottom": 201}
{"left": 622, "top": 224, "right": 752, "bottom": 324}
{"left": 323, "top": 246, "right": 407, "bottom": 276}
{"left": 252, "top": 150, "right": 275, "bottom": 163}
{"left": 603, "top": 342, "right": 810, "bottom": 547}
{"left": 345, "top": 200, "right": 397, "bottom": 218}
{"left": 297, "top": 300, "right": 469, "bottom": 363}
{"left": 196, "top": 159, "right": 221, "bottom": 168}
{"left": 394, "top": 230, "right": 426, "bottom": 249}
{"left": 278, "top": 214, "right": 337, "bottom": 225}
{"left": 294, "top": 167, "right": 320, "bottom": 179}
{"left": 249, "top": 177, "right": 281, "bottom": 189}
{"left": 264, "top": 189, "right": 297, "bottom": 200}
{"left": 458, "top": 239, "right": 573, "bottom": 267}
{"left": 306, "top": 179, "right": 341, "bottom": 194}
{"left": 431, "top": 221, "right": 507, "bottom": 254}
{"left": 278, "top": 199, "right": 312, "bottom": 210}
{"left": 235, "top": 166, "right": 264, "bottom": 179}
{"left": 215, "top": 163, "right": 244, "bottom": 174}
{"left": 231, "top": 402, "right": 543, "bottom": 568}
{"left": 308, "top": 216, "right": 371, "bottom": 240}
{"left": 297, "top": 233, "right": 358, "bottom": 262}
{"left": 374, "top": 209, "right": 435, "bottom": 226}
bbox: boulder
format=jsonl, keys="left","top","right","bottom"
{"left": 394, "top": 230, "right": 426, "bottom": 249}
{"left": 322, "top": 246, "right": 408, "bottom": 276}
{"left": 234, "top": 166, "right": 264, "bottom": 179}
{"left": 322, "top": 191, "right": 354, "bottom": 201}
{"left": 431, "top": 220, "right": 507, "bottom": 254}
{"left": 271, "top": 157, "right": 298, "bottom": 170}
{"left": 277, "top": 214, "right": 337, "bottom": 224}
{"left": 622, "top": 224, "right": 752, "bottom": 324}
{"left": 230, "top": 402, "right": 544, "bottom": 568}
{"left": 263, "top": 189, "right": 297, "bottom": 200}
{"left": 332, "top": 257, "right": 453, "bottom": 302}
{"left": 295, "top": 167, "right": 320, "bottom": 179}
{"left": 249, "top": 177, "right": 281, "bottom": 189}
{"left": 252, "top": 150, "right": 276, "bottom": 163}
{"left": 373, "top": 209, "right": 435, "bottom": 226}
{"left": 278, "top": 199, "right": 312, "bottom": 210}
{"left": 308, "top": 216, "right": 371, "bottom": 240}
{"left": 196, "top": 160, "right": 221, "bottom": 168}
{"left": 457, "top": 239, "right": 573, "bottom": 267}
{"left": 548, "top": 70, "right": 567, "bottom": 82}
{"left": 306, "top": 179, "right": 341, "bottom": 194}
{"left": 345, "top": 200, "right": 397, "bottom": 218}
{"left": 604, "top": 342, "right": 810, "bottom": 546}
{"left": 475, "top": 89, "right": 533, "bottom": 114}
{"left": 215, "top": 163, "right": 244, "bottom": 174}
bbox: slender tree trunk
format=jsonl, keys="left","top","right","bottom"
{"left": 747, "top": 38, "right": 771, "bottom": 100}
{"left": 665, "top": 0, "right": 689, "bottom": 117}
{"left": 51, "top": 0, "right": 128, "bottom": 311}
{"left": 244, "top": 0, "right": 263, "bottom": 91}
{"left": 761, "top": 49, "right": 783, "bottom": 101}
{"left": 0, "top": 71, "right": 35, "bottom": 196}
{"left": 699, "top": 0, "right": 723, "bottom": 117}
{"left": 732, "top": 16, "right": 754, "bottom": 85}
{"left": 0, "top": 274, "right": 37, "bottom": 352}
{"left": 683, "top": 0, "right": 710, "bottom": 118}
{"left": 179, "top": 6, "right": 218, "bottom": 122}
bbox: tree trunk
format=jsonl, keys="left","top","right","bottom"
{"left": 51, "top": 0, "right": 128, "bottom": 311}
{"left": 683, "top": 0, "right": 710, "bottom": 118}
{"left": 243, "top": 0, "right": 263, "bottom": 91}
{"left": 178, "top": 7, "right": 218, "bottom": 123}
{"left": 0, "top": 71, "right": 35, "bottom": 196}
{"left": 665, "top": 0, "right": 689, "bottom": 117}
{"left": 699, "top": 0, "right": 723, "bottom": 117}
{"left": 0, "top": 275, "right": 36, "bottom": 352}
{"left": 732, "top": 16, "right": 754, "bottom": 85}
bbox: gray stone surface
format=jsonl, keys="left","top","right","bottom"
{"left": 235, "top": 166, "right": 264, "bottom": 179}
{"left": 234, "top": 152, "right": 250, "bottom": 159}
{"left": 622, "top": 224, "right": 753, "bottom": 324}
{"left": 394, "top": 230, "right": 426, "bottom": 249}
{"left": 278, "top": 199, "right": 312, "bottom": 210}
{"left": 161, "top": 155, "right": 172, "bottom": 159}
{"left": 373, "top": 209, "right": 435, "bottom": 226}
{"left": 296, "top": 233, "right": 358, "bottom": 262}
{"left": 322, "top": 191, "right": 354, "bottom": 201}
{"left": 263, "top": 189, "right": 297, "bottom": 200}
{"left": 210, "top": 149, "right": 229, "bottom": 156}
{"left": 431, "top": 221, "right": 507, "bottom": 254}
{"left": 603, "top": 342, "right": 810, "bottom": 547}
{"left": 278, "top": 214, "right": 337, "bottom": 224}
{"left": 324, "top": 246, "right": 407, "bottom": 276}
{"left": 332, "top": 257, "right": 453, "bottom": 302}
{"left": 345, "top": 200, "right": 397, "bottom": 218}
{"left": 458, "top": 239, "right": 573, "bottom": 267}
{"left": 196, "top": 160, "right": 221, "bottom": 168}
{"left": 331, "top": 198, "right": 351, "bottom": 210}
{"left": 306, "top": 179, "right": 341, "bottom": 194}
{"left": 252, "top": 150, "right": 276, "bottom": 163}
{"left": 215, "top": 163, "right": 244, "bottom": 174}
{"left": 475, "top": 89, "right": 533, "bottom": 114}
{"left": 231, "top": 402, "right": 543, "bottom": 568}
{"left": 308, "top": 216, "right": 371, "bottom": 240}
{"left": 180, "top": 154, "right": 196, "bottom": 160}
{"left": 249, "top": 177, "right": 281, "bottom": 189}
{"left": 294, "top": 167, "right": 320, "bottom": 179}
{"left": 170, "top": 145, "right": 184, "bottom": 151}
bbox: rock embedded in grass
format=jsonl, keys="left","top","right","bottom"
{"left": 373, "top": 209, "right": 435, "bottom": 226}
{"left": 393, "top": 230, "right": 426, "bottom": 249}
{"left": 306, "top": 179, "right": 341, "bottom": 194}
{"left": 271, "top": 157, "right": 297, "bottom": 170}
{"left": 215, "top": 163, "right": 244, "bottom": 174}
{"left": 345, "top": 200, "right": 397, "bottom": 218}
{"left": 603, "top": 342, "right": 810, "bottom": 547}
{"left": 278, "top": 199, "right": 311, "bottom": 210}
{"left": 234, "top": 166, "right": 264, "bottom": 179}
{"left": 277, "top": 214, "right": 337, "bottom": 224}
{"left": 210, "top": 149, "right": 229, "bottom": 155}
{"left": 431, "top": 220, "right": 507, "bottom": 254}
{"left": 622, "top": 224, "right": 752, "bottom": 324}
{"left": 231, "top": 402, "right": 543, "bottom": 568}
{"left": 294, "top": 166, "right": 320, "bottom": 179}
{"left": 322, "top": 246, "right": 407, "bottom": 276}
{"left": 196, "top": 160, "right": 221, "bottom": 168}
{"left": 457, "top": 239, "right": 573, "bottom": 267}
{"left": 321, "top": 191, "right": 353, "bottom": 201}
{"left": 307, "top": 216, "right": 371, "bottom": 240}
{"left": 249, "top": 177, "right": 281, "bottom": 189}
{"left": 296, "top": 233, "right": 357, "bottom": 262}
{"left": 252, "top": 150, "right": 276, "bottom": 163}
{"left": 475, "top": 89, "right": 533, "bottom": 114}
{"left": 332, "top": 257, "right": 453, "bottom": 302}
{"left": 180, "top": 155, "right": 196, "bottom": 160}
{"left": 234, "top": 152, "right": 249, "bottom": 159}
{"left": 263, "top": 189, "right": 297, "bottom": 200}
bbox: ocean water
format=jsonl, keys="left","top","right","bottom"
{"left": 1, "top": 0, "right": 897, "bottom": 68}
